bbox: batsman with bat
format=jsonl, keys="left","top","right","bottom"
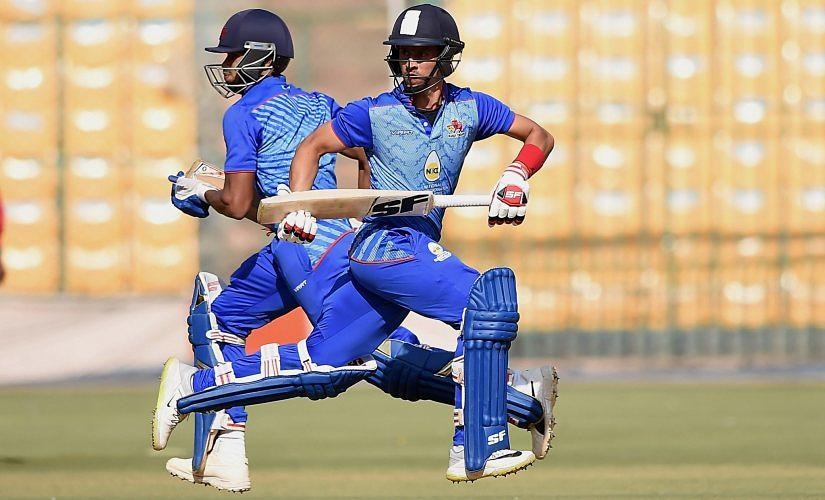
{"left": 153, "top": 6, "right": 555, "bottom": 490}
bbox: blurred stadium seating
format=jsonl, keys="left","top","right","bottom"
{"left": 0, "top": 0, "right": 821, "bottom": 359}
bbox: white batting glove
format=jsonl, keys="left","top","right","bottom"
{"left": 171, "top": 174, "right": 214, "bottom": 203}
{"left": 488, "top": 164, "right": 530, "bottom": 226}
{"left": 277, "top": 210, "right": 317, "bottom": 243}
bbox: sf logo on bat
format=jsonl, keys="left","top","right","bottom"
{"left": 369, "top": 193, "right": 431, "bottom": 216}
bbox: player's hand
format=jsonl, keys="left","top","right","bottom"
{"left": 488, "top": 164, "right": 530, "bottom": 226}
{"left": 277, "top": 210, "right": 317, "bottom": 243}
{"left": 168, "top": 171, "right": 213, "bottom": 218}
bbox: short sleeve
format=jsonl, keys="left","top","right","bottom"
{"left": 222, "top": 105, "right": 261, "bottom": 173}
{"left": 330, "top": 98, "right": 373, "bottom": 150}
{"left": 473, "top": 91, "right": 516, "bottom": 141}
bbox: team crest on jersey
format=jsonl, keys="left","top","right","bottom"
{"left": 446, "top": 118, "right": 465, "bottom": 138}
{"left": 427, "top": 241, "right": 452, "bottom": 262}
{"left": 424, "top": 150, "right": 441, "bottom": 182}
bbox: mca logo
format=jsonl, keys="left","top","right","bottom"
{"left": 446, "top": 118, "right": 465, "bottom": 138}
{"left": 424, "top": 150, "right": 441, "bottom": 182}
{"left": 427, "top": 241, "right": 452, "bottom": 262}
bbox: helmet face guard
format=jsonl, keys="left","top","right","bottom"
{"left": 385, "top": 39, "right": 463, "bottom": 95}
{"left": 204, "top": 41, "right": 276, "bottom": 98}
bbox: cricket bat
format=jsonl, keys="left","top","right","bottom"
{"left": 257, "top": 189, "right": 491, "bottom": 224}
{"left": 186, "top": 159, "right": 225, "bottom": 189}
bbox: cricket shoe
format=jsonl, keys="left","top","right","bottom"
{"left": 166, "top": 429, "right": 251, "bottom": 493}
{"left": 152, "top": 357, "right": 196, "bottom": 451}
{"left": 445, "top": 446, "right": 536, "bottom": 482}
{"left": 510, "top": 365, "right": 559, "bottom": 459}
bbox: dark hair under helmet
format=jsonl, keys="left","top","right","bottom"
{"left": 384, "top": 4, "right": 464, "bottom": 95}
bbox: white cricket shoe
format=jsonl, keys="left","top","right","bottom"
{"left": 166, "top": 429, "right": 251, "bottom": 493}
{"left": 152, "top": 357, "right": 196, "bottom": 451}
{"left": 445, "top": 445, "right": 536, "bottom": 482}
{"left": 510, "top": 365, "right": 559, "bottom": 459}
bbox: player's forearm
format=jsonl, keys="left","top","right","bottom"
{"left": 290, "top": 147, "right": 321, "bottom": 192}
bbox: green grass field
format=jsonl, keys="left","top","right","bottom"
{"left": 1, "top": 381, "right": 824, "bottom": 499}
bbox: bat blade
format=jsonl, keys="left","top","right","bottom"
{"left": 257, "top": 189, "right": 435, "bottom": 223}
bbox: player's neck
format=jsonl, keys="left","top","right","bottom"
{"left": 411, "top": 81, "right": 444, "bottom": 111}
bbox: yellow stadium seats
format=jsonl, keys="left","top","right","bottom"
{"left": 62, "top": 19, "right": 126, "bottom": 66}
{"left": 63, "top": 62, "right": 124, "bottom": 110}
{"left": 64, "top": 157, "right": 125, "bottom": 198}
{"left": 671, "top": 267, "right": 715, "bottom": 330}
{"left": 578, "top": 0, "right": 644, "bottom": 53}
{"left": 60, "top": 0, "right": 124, "bottom": 19}
{"left": 717, "top": 236, "right": 780, "bottom": 265}
{"left": 451, "top": 54, "right": 508, "bottom": 97}
{"left": 787, "top": 181, "right": 825, "bottom": 233}
{"left": 666, "top": 236, "right": 715, "bottom": 268}
{"left": 646, "top": 132, "right": 714, "bottom": 234}
{"left": 64, "top": 242, "right": 129, "bottom": 295}
{"left": 132, "top": 156, "right": 189, "bottom": 198}
{"left": 0, "top": 155, "right": 57, "bottom": 199}
{"left": 1, "top": 241, "right": 59, "bottom": 293}
{"left": 717, "top": 265, "right": 781, "bottom": 329}
{"left": 0, "top": 0, "right": 55, "bottom": 21}
{"left": 575, "top": 186, "right": 642, "bottom": 238}
{"left": 131, "top": 240, "right": 198, "bottom": 293}
{"left": 453, "top": 6, "right": 509, "bottom": 57}
{"left": 133, "top": 19, "right": 192, "bottom": 65}
{"left": 0, "top": 64, "right": 57, "bottom": 108}
{"left": 131, "top": 97, "right": 196, "bottom": 156}
{"left": 781, "top": 259, "right": 825, "bottom": 328}
{"left": 129, "top": 0, "right": 194, "bottom": 18}
{"left": 63, "top": 103, "right": 125, "bottom": 156}
{"left": 578, "top": 138, "right": 643, "bottom": 187}
{"left": 1, "top": 21, "right": 57, "bottom": 66}
{"left": 63, "top": 196, "right": 127, "bottom": 247}
{"left": 1, "top": 197, "right": 58, "bottom": 244}
{"left": 132, "top": 197, "right": 197, "bottom": 245}
{"left": 0, "top": 104, "right": 57, "bottom": 156}
{"left": 518, "top": 270, "right": 571, "bottom": 332}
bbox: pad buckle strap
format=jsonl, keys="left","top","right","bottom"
{"left": 260, "top": 343, "right": 281, "bottom": 378}
{"left": 206, "top": 329, "right": 246, "bottom": 346}
{"left": 214, "top": 362, "right": 236, "bottom": 386}
{"left": 297, "top": 339, "right": 315, "bottom": 372}
{"left": 453, "top": 408, "right": 464, "bottom": 427}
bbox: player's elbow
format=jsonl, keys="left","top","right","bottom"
{"left": 220, "top": 193, "right": 251, "bottom": 220}
{"left": 537, "top": 127, "right": 554, "bottom": 156}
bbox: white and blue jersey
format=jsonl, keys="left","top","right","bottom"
{"left": 223, "top": 75, "right": 352, "bottom": 265}
{"left": 331, "top": 84, "right": 514, "bottom": 245}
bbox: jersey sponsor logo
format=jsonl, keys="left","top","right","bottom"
{"left": 293, "top": 279, "right": 307, "bottom": 293}
{"left": 496, "top": 185, "right": 527, "bottom": 206}
{"left": 427, "top": 241, "right": 452, "bottom": 262}
{"left": 369, "top": 193, "right": 431, "bottom": 216}
{"left": 424, "top": 150, "right": 441, "bottom": 182}
{"left": 391, "top": 129, "right": 413, "bottom": 136}
{"left": 487, "top": 429, "right": 507, "bottom": 446}
{"left": 446, "top": 118, "right": 465, "bottom": 138}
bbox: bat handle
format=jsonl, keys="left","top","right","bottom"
{"left": 433, "top": 194, "right": 491, "bottom": 208}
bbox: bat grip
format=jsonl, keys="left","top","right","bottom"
{"left": 433, "top": 194, "right": 491, "bottom": 208}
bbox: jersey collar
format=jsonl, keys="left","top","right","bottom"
{"left": 241, "top": 75, "right": 289, "bottom": 102}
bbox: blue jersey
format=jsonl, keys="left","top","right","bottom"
{"left": 331, "top": 84, "right": 514, "bottom": 241}
{"left": 222, "top": 75, "right": 351, "bottom": 264}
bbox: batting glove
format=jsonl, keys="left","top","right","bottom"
{"left": 169, "top": 171, "right": 214, "bottom": 218}
{"left": 488, "top": 164, "right": 530, "bottom": 226}
{"left": 277, "top": 210, "right": 317, "bottom": 243}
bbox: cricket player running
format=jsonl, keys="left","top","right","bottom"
{"left": 282, "top": 3, "right": 556, "bottom": 481}
{"left": 155, "top": 7, "right": 557, "bottom": 492}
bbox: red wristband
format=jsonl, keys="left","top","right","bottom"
{"left": 513, "top": 143, "right": 545, "bottom": 178}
